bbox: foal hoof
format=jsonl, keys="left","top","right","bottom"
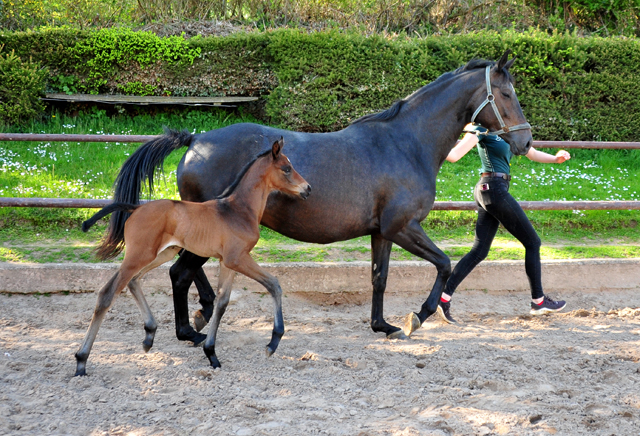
{"left": 387, "top": 329, "right": 409, "bottom": 340}
{"left": 403, "top": 312, "right": 422, "bottom": 337}
{"left": 265, "top": 346, "right": 276, "bottom": 357}
{"left": 193, "top": 310, "right": 207, "bottom": 333}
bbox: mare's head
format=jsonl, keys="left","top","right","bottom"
{"left": 467, "top": 50, "right": 533, "bottom": 155}
{"left": 266, "top": 137, "right": 311, "bottom": 199}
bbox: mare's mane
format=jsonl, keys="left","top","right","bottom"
{"left": 216, "top": 149, "right": 272, "bottom": 199}
{"left": 351, "top": 58, "right": 510, "bottom": 125}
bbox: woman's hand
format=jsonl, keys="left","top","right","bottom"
{"left": 526, "top": 147, "right": 571, "bottom": 164}
{"left": 555, "top": 150, "right": 571, "bottom": 163}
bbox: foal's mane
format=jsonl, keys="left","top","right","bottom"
{"left": 216, "top": 149, "right": 272, "bottom": 199}
{"left": 351, "top": 58, "right": 510, "bottom": 125}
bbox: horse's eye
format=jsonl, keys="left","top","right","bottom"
{"left": 283, "top": 166, "right": 291, "bottom": 174}
{"left": 501, "top": 92, "right": 511, "bottom": 99}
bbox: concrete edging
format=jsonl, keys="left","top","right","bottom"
{"left": 1, "top": 259, "right": 638, "bottom": 297}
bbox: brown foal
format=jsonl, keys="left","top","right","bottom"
{"left": 75, "top": 138, "right": 311, "bottom": 375}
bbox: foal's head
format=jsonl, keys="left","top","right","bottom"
{"left": 265, "top": 137, "right": 311, "bottom": 199}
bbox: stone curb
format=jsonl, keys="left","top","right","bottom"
{"left": 1, "top": 259, "right": 638, "bottom": 299}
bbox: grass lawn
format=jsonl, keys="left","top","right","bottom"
{"left": 1, "top": 107, "right": 638, "bottom": 263}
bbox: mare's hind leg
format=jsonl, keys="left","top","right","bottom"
{"left": 75, "top": 270, "right": 134, "bottom": 376}
{"left": 387, "top": 220, "right": 451, "bottom": 336}
{"left": 126, "top": 245, "right": 181, "bottom": 352}
{"left": 169, "top": 251, "right": 212, "bottom": 343}
{"left": 193, "top": 267, "right": 216, "bottom": 332}
{"left": 203, "top": 255, "right": 284, "bottom": 368}
{"left": 201, "top": 264, "right": 236, "bottom": 368}
{"left": 370, "top": 233, "right": 405, "bottom": 339}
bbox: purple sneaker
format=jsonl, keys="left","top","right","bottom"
{"left": 530, "top": 296, "right": 566, "bottom": 315}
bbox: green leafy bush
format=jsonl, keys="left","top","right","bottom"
{"left": 0, "top": 46, "right": 48, "bottom": 126}
{"left": 1, "top": 28, "right": 640, "bottom": 140}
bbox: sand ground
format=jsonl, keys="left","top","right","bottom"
{"left": 1, "top": 285, "right": 639, "bottom": 436}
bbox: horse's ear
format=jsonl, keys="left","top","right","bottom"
{"left": 504, "top": 56, "right": 516, "bottom": 71}
{"left": 496, "top": 49, "right": 512, "bottom": 71}
{"left": 271, "top": 136, "right": 283, "bottom": 159}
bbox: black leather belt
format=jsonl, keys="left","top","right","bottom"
{"left": 480, "top": 172, "right": 511, "bottom": 181}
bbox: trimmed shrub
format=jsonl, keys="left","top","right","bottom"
{"left": 1, "top": 28, "right": 640, "bottom": 140}
{"left": 0, "top": 47, "right": 48, "bottom": 126}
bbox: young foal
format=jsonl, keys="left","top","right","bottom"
{"left": 76, "top": 138, "right": 310, "bottom": 375}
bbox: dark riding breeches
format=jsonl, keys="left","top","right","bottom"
{"left": 444, "top": 176, "right": 543, "bottom": 299}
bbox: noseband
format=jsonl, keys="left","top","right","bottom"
{"left": 470, "top": 66, "right": 531, "bottom": 136}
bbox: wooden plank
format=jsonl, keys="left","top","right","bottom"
{"left": 43, "top": 93, "right": 259, "bottom": 105}
{"left": 0, "top": 133, "right": 156, "bottom": 143}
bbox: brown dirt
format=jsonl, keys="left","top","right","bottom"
{"left": 1, "top": 286, "right": 640, "bottom": 435}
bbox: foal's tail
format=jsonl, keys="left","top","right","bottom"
{"left": 104, "top": 128, "right": 193, "bottom": 260}
{"left": 83, "top": 202, "right": 141, "bottom": 260}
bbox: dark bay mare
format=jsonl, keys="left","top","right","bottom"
{"left": 77, "top": 138, "right": 311, "bottom": 374}
{"left": 108, "top": 50, "right": 532, "bottom": 342}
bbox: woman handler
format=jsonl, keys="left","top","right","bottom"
{"left": 438, "top": 124, "right": 571, "bottom": 324}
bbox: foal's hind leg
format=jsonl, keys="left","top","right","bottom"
{"left": 128, "top": 246, "right": 182, "bottom": 352}
{"left": 75, "top": 270, "right": 132, "bottom": 376}
{"left": 201, "top": 264, "right": 236, "bottom": 368}
{"left": 127, "top": 278, "right": 157, "bottom": 352}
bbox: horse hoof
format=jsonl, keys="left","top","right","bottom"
{"left": 142, "top": 339, "right": 154, "bottom": 352}
{"left": 265, "top": 346, "right": 275, "bottom": 357}
{"left": 193, "top": 310, "right": 207, "bottom": 333}
{"left": 191, "top": 332, "right": 207, "bottom": 347}
{"left": 74, "top": 368, "right": 87, "bottom": 377}
{"left": 387, "top": 329, "right": 409, "bottom": 340}
{"left": 403, "top": 312, "right": 421, "bottom": 337}
{"left": 208, "top": 356, "right": 221, "bottom": 369}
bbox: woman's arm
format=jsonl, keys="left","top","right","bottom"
{"left": 446, "top": 133, "right": 480, "bottom": 163}
{"left": 525, "top": 147, "right": 571, "bottom": 164}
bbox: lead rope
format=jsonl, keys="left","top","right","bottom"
{"left": 470, "top": 66, "right": 531, "bottom": 136}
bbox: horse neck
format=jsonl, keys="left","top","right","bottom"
{"left": 401, "top": 70, "right": 483, "bottom": 165}
{"left": 225, "top": 157, "right": 274, "bottom": 220}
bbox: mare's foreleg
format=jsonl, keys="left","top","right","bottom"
{"left": 388, "top": 220, "right": 451, "bottom": 336}
{"left": 370, "top": 233, "right": 405, "bottom": 339}
{"left": 75, "top": 271, "right": 131, "bottom": 376}
{"left": 201, "top": 264, "right": 236, "bottom": 368}
{"left": 169, "top": 251, "right": 212, "bottom": 344}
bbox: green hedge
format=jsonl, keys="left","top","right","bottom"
{"left": 1, "top": 28, "right": 640, "bottom": 140}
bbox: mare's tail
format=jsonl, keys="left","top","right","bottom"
{"left": 105, "top": 128, "right": 193, "bottom": 260}
{"left": 83, "top": 202, "right": 141, "bottom": 260}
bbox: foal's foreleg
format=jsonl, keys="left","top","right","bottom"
{"left": 204, "top": 255, "right": 285, "bottom": 367}
{"left": 75, "top": 271, "right": 129, "bottom": 376}
{"left": 201, "top": 264, "right": 236, "bottom": 368}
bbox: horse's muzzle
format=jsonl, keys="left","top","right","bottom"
{"left": 300, "top": 184, "right": 311, "bottom": 200}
